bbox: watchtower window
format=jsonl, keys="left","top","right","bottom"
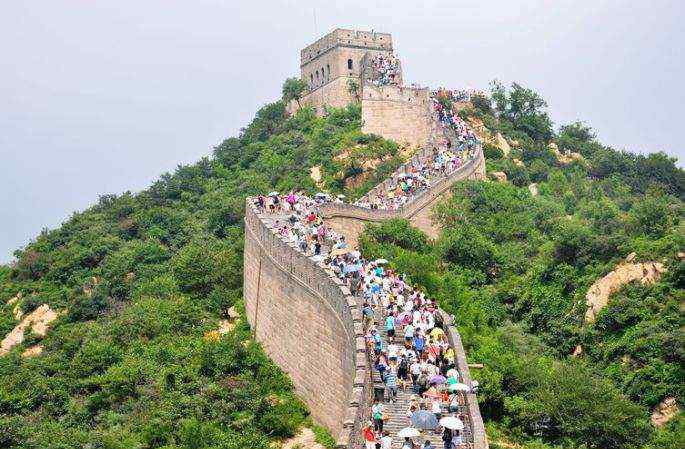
{"left": 316, "top": 70, "right": 319, "bottom": 79}
{"left": 347, "top": 59, "right": 353, "bottom": 70}
{"left": 310, "top": 74, "right": 313, "bottom": 84}
{"left": 327, "top": 64, "right": 330, "bottom": 76}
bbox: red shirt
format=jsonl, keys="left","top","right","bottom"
{"left": 363, "top": 427, "right": 375, "bottom": 442}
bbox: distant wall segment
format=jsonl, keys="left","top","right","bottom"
{"left": 322, "top": 144, "right": 486, "bottom": 243}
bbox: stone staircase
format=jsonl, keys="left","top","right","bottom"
{"left": 369, "top": 309, "right": 474, "bottom": 449}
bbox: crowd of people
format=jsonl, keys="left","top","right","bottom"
{"left": 352, "top": 95, "right": 480, "bottom": 212}
{"left": 431, "top": 91, "right": 479, "bottom": 154}
{"left": 367, "top": 54, "right": 401, "bottom": 87}
{"left": 253, "top": 190, "right": 473, "bottom": 449}
{"left": 357, "top": 257, "right": 471, "bottom": 449}
{"left": 437, "top": 88, "right": 487, "bottom": 103}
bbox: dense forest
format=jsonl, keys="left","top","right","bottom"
{"left": 1, "top": 81, "right": 683, "bottom": 449}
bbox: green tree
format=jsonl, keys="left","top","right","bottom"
{"left": 281, "top": 77, "right": 309, "bottom": 108}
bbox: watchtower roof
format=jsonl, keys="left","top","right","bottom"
{"left": 300, "top": 28, "right": 393, "bottom": 66}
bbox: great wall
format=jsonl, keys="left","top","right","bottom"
{"left": 244, "top": 29, "right": 489, "bottom": 448}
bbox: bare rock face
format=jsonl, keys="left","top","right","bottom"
{"left": 651, "top": 397, "right": 679, "bottom": 427}
{"left": 21, "top": 344, "right": 44, "bottom": 358}
{"left": 528, "top": 183, "right": 539, "bottom": 197}
{"left": 1, "top": 304, "right": 61, "bottom": 356}
{"left": 513, "top": 158, "right": 524, "bottom": 167}
{"left": 309, "top": 165, "right": 323, "bottom": 187}
{"left": 227, "top": 306, "right": 240, "bottom": 321}
{"left": 585, "top": 256, "right": 666, "bottom": 323}
{"left": 7, "top": 293, "right": 23, "bottom": 320}
{"left": 491, "top": 171, "right": 507, "bottom": 183}
{"left": 572, "top": 345, "right": 583, "bottom": 357}
{"left": 495, "top": 132, "right": 511, "bottom": 157}
{"left": 549, "top": 141, "right": 584, "bottom": 165}
{"left": 282, "top": 428, "right": 326, "bottom": 449}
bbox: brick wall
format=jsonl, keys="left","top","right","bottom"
{"left": 322, "top": 144, "right": 486, "bottom": 242}
{"left": 361, "top": 84, "right": 432, "bottom": 148}
{"left": 243, "top": 144, "right": 488, "bottom": 449}
{"left": 244, "top": 203, "right": 370, "bottom": 446}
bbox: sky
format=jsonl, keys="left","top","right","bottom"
{"left": 1, "top": 0, "right": 683, "bottom": 263}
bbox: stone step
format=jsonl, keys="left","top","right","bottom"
{"left": 369, "top": 309, "right": 475, "bottom": 447}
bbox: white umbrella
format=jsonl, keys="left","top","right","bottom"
{"left": 374, "top": 258, "right": 389, "bottom": 264}
{"left": 439, "top": 416, "right": 464, "bottom": 430}
{"left": 268, "top": 191, "right": 279, "bottom": 196}
{"left": 450, "top": 383, "right": 470, "bottom": 392}
{"left": 397, "top": 427, "right": 421, "bottom": 438}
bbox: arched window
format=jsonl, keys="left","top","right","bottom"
{"left": 347, "top": 59, "right": 353, "bottom": 70}
{"left": 321, "top": 67, "right": 325, "bottom": 81}
{"left": 316, "top": 70, "right": 319, "bottom": 80}
{"left": 326, "top": 64, "right": 330, "bottom": 77}
{"left": 310, "top": 74, "right": 313, "bottom": 84}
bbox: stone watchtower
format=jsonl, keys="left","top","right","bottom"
{"left": 291, "top": 28, "right": 432, "bottom": 148}
{"left": 295, "top": 29, "right": 399, "bottom": 112}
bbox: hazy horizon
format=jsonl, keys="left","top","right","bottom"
{"left": 1, "top": 1, "right": 683, "bottom": 263}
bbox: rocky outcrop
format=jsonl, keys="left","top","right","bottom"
{"left": 495, "top": 133, "right": 511, "bottom": 157}
{"left": 204, "top": 306, "right": 241, "bottom": 342}
{"left": 491, "top": 171, "right": 507, "bottom": 183}
{"left": 651, "top": 397, "right": 679, "bottom": 427}
{"left": 585, "top": 253, "right": 666, "bottom": 323}
{"left": 528, "top": 183, "right": 539, "bottom": 197}
{"left": 1, "top": 304, "right": 61, "bottom": 356}
{"left": 549, "top": 142, "right": 584, "bottom": 165}
{"left": 513, "top": 158, "right": 524, "bottom": 167}
{"left": 282, "top": 428, "right": 326, "bottom": 449}
{"left": 21, "top": 344, "right": 44, "bottom": 358}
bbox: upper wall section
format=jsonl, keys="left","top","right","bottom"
{"left": 321, "top": 144, "right": 486, "bottom": 243}
{"left": 361, "top": 84, "right": 432, "bottom": 148}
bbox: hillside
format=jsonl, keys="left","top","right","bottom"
{"left": 0, "top": 81, "right": 683, "bottom": 449}
{"left": 359, "top": 83, "right": 684, "bottom": 449}
{"left": 0, "top": 103, "right": 400, "bottom": 448}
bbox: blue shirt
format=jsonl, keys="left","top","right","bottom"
{"left": 374, "top": 333, "right": 382, "bottom": 350}
{"left": 385, "top": 316, "right": 395, "bottom": 330}
{"left": 413, "top": 335, "right": 425, "bottom": 350}
{"left": 385, "top": 371, "right": 397, "bottom": 387}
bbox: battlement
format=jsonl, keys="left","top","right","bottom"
{"left": 300, "top": 28, "right": 393, "bottom": 66}
{"left": 299, "top": 29, "right": 396, "bottom": 95}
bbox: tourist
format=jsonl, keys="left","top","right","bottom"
{"left": 441, "top": 428, "right": 453, "bottom": 449}
{"left": 385, "top": 365, "right": 398, "bottom": 403}
{"left": 372, "top": 399, "right": 384, "bottom": 432}
{"left": 380, "top": 431, "right": 392, "bottom": 449}
{"left": 363, "top": 421, "right": 377, "bottom": 449}
{"left": 402, "top": 437, "right": 417, "bottom": 449}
